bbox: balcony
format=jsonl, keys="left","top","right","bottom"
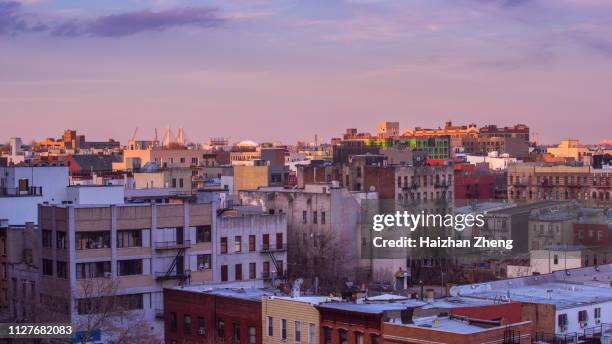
{"left": 154, "top": 269, "right": 190, "bottom": 281}
{"left": 260, "top": 245, "right": 286, "bottom": 253}
{"left": 0, "top": 187, "right": 43, "bottom": 197}
{"left": 153, "top": 240, "right": 191, "bottom": 250}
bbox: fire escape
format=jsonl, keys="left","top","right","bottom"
{"left": 261, "top": 240, "right": 286, "bottom": 281}
{"left": 154, "top": 239, "right": 191, "bottom": 285}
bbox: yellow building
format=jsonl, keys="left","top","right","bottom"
{"left": 234, "top": 165, "right": 270, "bottom": 193}
{"left": 547, "top": 139, "right": 590, "bottom": 160}
{"left": 262, "top": 296, "right": 330, "bottom": 344}
{"left": 133, "top": 167, "right": 195, "bottom": 195}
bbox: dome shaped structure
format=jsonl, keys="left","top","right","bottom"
{"left": 237, "top": 140, "right": 258, "bottom": 148}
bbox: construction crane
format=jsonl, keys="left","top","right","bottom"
{"left": 130, "top": 127, "right": 139, "bottom": 142}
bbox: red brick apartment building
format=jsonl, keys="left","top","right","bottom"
{"left": 382, "top": 318, "right": 532, "bottom": 344}
{"left": 164, "top": 287, "right": 272, "bottom": 344}
{"left": 316, "top": 300, "right": 531, "bottom": 344}
{"left": 453, "top": 163, "right": 497, "bottom": 200}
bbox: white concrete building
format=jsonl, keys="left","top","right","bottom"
{"left": 466, "top": 152, "right": 518, "bottom": 171}
{"left": 0, "top": 165, "right": 69, "bottom": 224}
{"left": 215, "top": 209, "right": 287, "bottom": 286}
{"left": 38, "top": 201, "right": 216, "bottom": 343}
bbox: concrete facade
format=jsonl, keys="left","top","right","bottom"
{"left": 37, "top": 201, "right": 215, "bottom": 342}
{"left": 215, "top": 211, "right": 287, "bottom": 285}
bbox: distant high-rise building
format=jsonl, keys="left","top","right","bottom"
{"left": 377, "top": 121, "right": 400, "bottom": 139}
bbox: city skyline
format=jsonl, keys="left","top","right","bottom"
{"left": 2, "top": 0, "right": 612, "bottom": 144}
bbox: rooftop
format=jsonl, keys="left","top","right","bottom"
{"left": 394, "top": 316, "right": 503, "bottom": 334}
{"left": 485, "top": 201, "right": 564, "bottom": 216}
{"left": 317, "top": 299, "right": 427, "bottom": 314}
{"left": 267, "top": 295, "right": 338, "bottom": 305}
{"left": 454, "top": 264, "right": 612, "bottom": 310}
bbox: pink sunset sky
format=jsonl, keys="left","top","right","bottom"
{"left": 1, "top": 0, "right": 611, "bottom": 145}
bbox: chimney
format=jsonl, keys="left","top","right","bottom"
{"left": 425, "top": 289, "right": 435, "bottom": 302}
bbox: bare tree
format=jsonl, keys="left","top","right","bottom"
{"left": 75, "top": 278, "right": 160, "bottom": 344}
{"left": 289, "top": 227, "right": 355, "bottom": 293}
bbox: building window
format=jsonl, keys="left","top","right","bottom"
{"left": 117, "top": 230, "right": 142, "bottom": 248}
{"left": 196, "top": 225, "right": 212, "bottom": 243}
{"left": 370, "top": 334, "right": 379, "bottom": 344}
{"left": 221, "top": 265, "right": 228, "bottom": 282}
{"left": 595, "top": 308, "right": 601, "bottom": 322}
{"left": 321, "top": 212, "right": 326, "bottom": 225}
{"left": 558, "top": 313, "right": 568, "bottom": 331}
{"left": 323, "top": 327, "right": 332, "bottom": 344}
{"left": 579, "top": 310, "right": 588, "bottom": 323}
{"left": 313, "top": 211, "right": 317, "bottom": 224}
{"left": 295, "top": 321, "right": 301, "bottom": 343}
{"left": 249, "top": 235, "right": 256, "bottom": 251}
{"left": 184, "top": 315, "right": 191, "bottom": 335}
{"left": 302, "top": 211, "right": 307, "bottom": 224}
{"left": 249, "top": 263, "right": 256, "bottom": 279}
{"left": 248, "top": 326, "right": 256, "bottom": 344}
{"left": 354, "top": 332, "right": 363, "bottom": 344}
{"left": 56, "top": 261, "right": 67, "bottom": 279}
{"left": 218, "top": 320, "right": 225, "bottom": 339}
{"left": 56, "top": 231, "right": 66, "bottom": 249}
{"left": 76, "top": 231, "right": 110, "bottom": 250}
{"left": 117, "top": 259, "right": 142, "bottom": 276}
{"left": 235, "top": 264, "right": 242, "bottom": 281}
{"left": 76, "top": 261, "right": 111, "bottom": 279}
{"left": 267, "top": 316, "right": 274, "bottom": 336}
{"left": 338, "top": 329, "right": 347, "bottom": 344}
{"left": 281, "top": 319, "right": 287, "bottom": 340}
{"left": 235, "top": 236, "right": 242, "bottom": 253}
{"left": 553, "top": 255, "right": 559, "bottom": 265}
{"left": 263, "top": 262, "right": 270, "bottom": 279}
{"left": 220, "top": 237, "right": 228, "bottom": 254}
{"left": 42, "top": 230, "right": 52, "bottom": 248}
{"left": 276, "top": 233, "right": 283, "bottom": 250}
{"left": 308, "top": 323, "right": 315, "bottom": 344}
{"left": 198, "top": 317, "right": 205, "bottom": 336}
{"left": 263, "top": 234, "right": 270, "bottom": 251}
{"left": 77, "top": 294, "right": 142, "bottom": 315}
{"left": 197, "top": 254, "right": 212, "bottom": 270}
{"left": 170, "top": 312, "right": 177, "bottom": 332}
{"left": 42, "top": 259, "right": 53, "bottom": 276}
{"left": 233, "top": 322, "right": 240, "bottom": 344}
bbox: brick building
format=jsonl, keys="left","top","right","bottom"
{"left": 164, "top": 287, "right": 273, "bottom": 344}
{"left": 453, "top": 163, "right": 496, "bottom": 200}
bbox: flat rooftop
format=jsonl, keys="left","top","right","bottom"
{"left": 486, "top": 201, "right": 564, "bottom": 216}
{"left": 392, "top": 316, "right": 500, "bottom": 334}
{"left": 455, "top": 264, "right": 612, "bottom": 310}
{"left": 266, "top": 295, "right": 338, "bottom": 305}
{"left": 317, "top": 299, "right": 427, "bottom": 314}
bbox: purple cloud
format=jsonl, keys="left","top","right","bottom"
{"left": 3, "top": 3, "right": 223, "bottom": 37}
{"left": 0, "top": 1, "right": 47, "bottom": 35}
{"left": 71, "top": 7, "right": 223, "bottom": 37}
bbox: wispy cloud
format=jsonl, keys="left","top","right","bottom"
{"left": 0, "top": 1, "right": 46, "bottom": 35}
{"left": 1, "top": 1, "right": 224, "bottom": 37}
{"left": 52, "top": 7, "right": 223, "bottom": 37}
